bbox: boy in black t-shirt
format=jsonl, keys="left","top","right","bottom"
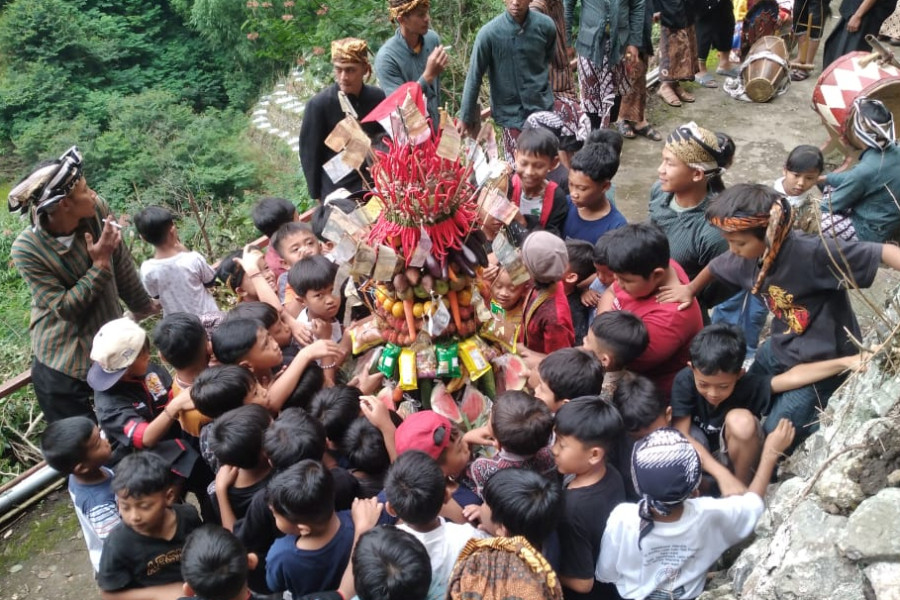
{"left": 208, "top": 404, "right": 273, "bottom": 531}
{"left": 672, "top": 324, "right": 862, "bottom": 483}
{"left": 551, "top": 397, "right": 626, "bottom": 600}
{"left": 661, "top": 183, "right": 900, "bottom": 442}
{"left": 98, "top": 453, "right": 202, "bottom": 600}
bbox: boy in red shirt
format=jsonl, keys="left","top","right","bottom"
{"left": 597, "top": 223, "right": 703, "bottom": 400}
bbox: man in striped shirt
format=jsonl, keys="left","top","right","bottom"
{"left": 9, "top": 147, "right": 157, "bottom": 422}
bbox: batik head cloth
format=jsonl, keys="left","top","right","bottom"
{"left": 448, "top": 536, "right": 563, "bottom": 600}
{"left": 708, "top": 195, "right": 793, "bottom": 294}
{"left": 8, "top": 146, "right": 84, "bottom": 218}
{"left": 388, "top": 0, "right": 430, "bottom": 21}
{"left": 851, "top": 97, "right": 895, "bottom": 151}
{"left": 631, "top": 427, "right": 701, "bottom": 549}
{"left": 331, "top": 38, "right": 369, "bottom": 65}
{"left": 665, "top": 122, "right": 725, "bottom": 176}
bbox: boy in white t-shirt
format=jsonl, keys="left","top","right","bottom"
{"left": 134, "top": 205, "right": 218, "bottom": 316}
{"left": 385, "top": 451, "right": 487, "bottom": 600}
{"left": 597, "top": 421, "right": 795, "bottom": 600}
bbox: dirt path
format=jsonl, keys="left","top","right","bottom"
{"left": 1, "top": 31, "right": 895, "bottom": 600}
{"left": 614, "top": 61, "right": 830, "bottom": 221}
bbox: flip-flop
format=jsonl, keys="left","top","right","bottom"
{"left": 790, "top": 69, "right": 810, "bottom": 81}
{"left": 694, "top": 73, "right": 718, "bottom": 88}
{"left": 674, "top": 87, "right": 695, "bottom": 103}
{"left": 616, "top": 120, "right": 637, "bottom": 139}
{"left": 657, "top": 87, "right": 682, "bottom": 107}
{"left": 716, "top": 66, "right": 740, "bottom": 78}
{"left": 634, "top": 123, "right": 663, "bottom": 142}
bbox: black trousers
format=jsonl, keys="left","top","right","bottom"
{"left": 30, "top": 358, "right": 96, "bottom": 423}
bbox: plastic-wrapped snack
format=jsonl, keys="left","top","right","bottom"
{"left": 348, "top": 317, "right": 386, "bottom": 355}
{"left": 458, "top": 338, "right": 491, "bottom": 381}
{"left": 378, "top": 343, "right": 402, "bottom": 378}
{"left": 415, "top": 342, "right": 438, "bottom": 379}
{"left": 398, "top": 348, "right": 418, "bottom": 391}
{"left": 436, "top": 343, "right": 462, "bottom": 378}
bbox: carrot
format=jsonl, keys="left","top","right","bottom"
{"left": 447, "top": 289, "right": 463, "bottom": 332}
{"left": 403, "top": 298, "right": 417, "bottom": 339}
{"left": 447, "top": 264, "right": 459, "bottom": 282}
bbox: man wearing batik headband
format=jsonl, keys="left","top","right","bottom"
{"left": 818, "top": 97, "right": 900, "bottom": 243}
{"left": 375, "top": 0, "right": 447, "bottom": 127}
{"left": 299, "top": 37, "right": 386, "bottom": 202}
{"left": 597, "top": 422, "right": 793, "bottom": 600}
{"left": 8, "top": 147, "right": 157, "bottom": 422}
{"left": 659, "top": 183, "right": 900, "bottom": 446}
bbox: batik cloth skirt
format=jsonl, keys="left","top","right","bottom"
{"left": 659, "top": 25, "right": 700, "bottom": 82}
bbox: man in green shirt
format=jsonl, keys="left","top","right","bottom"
{"left": 375, "top": 0, "right": 448, "bottom": 127}
{"left": 9, "top": 147, "right": 157, "bottom": 422}
{"left": 459, "top": 0, "right": 557, "bottom": 160}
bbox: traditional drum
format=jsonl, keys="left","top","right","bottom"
{"left": 742, "top": 36, "right": 789, "bottom": 102}
{"left": 812, "top": 51, "right": 900, "bottom": 150}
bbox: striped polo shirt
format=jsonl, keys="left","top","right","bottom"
{"left": 11, "top": 199, "right": 152, "bottom": 379}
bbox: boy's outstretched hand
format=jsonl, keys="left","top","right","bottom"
{"left": 656, "top": 283, "right": 694, "bottom": 311}
{"left": 763, "top": 418, "right": 796, "bottom": 458}
{"left": 351, "top": 497, "right": 384, "bottom": 536}
{"left": 300, "top": 339, "right": 343, "bottom": 362}
{"left": 360, "top": 394, "right": 394, "bottom": 432}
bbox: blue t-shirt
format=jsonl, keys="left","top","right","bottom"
{"left": 68, "top": 468, "right": 120, "bottom": 572}
{"left": 563, "top": 198, "right": 628, "bottom": 244}
{"left": 265, "top": 511, "right": 354, "bottom": 596}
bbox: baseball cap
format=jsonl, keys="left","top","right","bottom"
{"left": 521, "top": 230, "right": 568, "bottom": 284}
{"left": 87, "top": 318, "right": 147, "bottom": 392}
{"left": 395, "top": 411, "right": 452, "bottom": 459}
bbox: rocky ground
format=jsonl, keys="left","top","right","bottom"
{"left": 2, "top": 21, "right": 898, "bottom": 600}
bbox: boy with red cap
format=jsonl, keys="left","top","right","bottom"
{"left": 395, "top": 410, "right": 479, "bottom": 522}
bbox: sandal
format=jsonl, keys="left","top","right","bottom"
{"left": 694, "top": 72, "right": 718, "bottom": 88}
{"left": 616, "top": 120, "right": 637, "bottom": 139}
{"left": 634, "top": 123, "right": 663, "bottom": 142}
{"left": 657, "top": 85, "right": 682, "bottom": 107}
{"left": 674, "top": 86, "right": 695, "bottom": 103}
{"left": 716, "top": 66, "right": 740, "bottom": 78}
{"left": 790, "top": 68, "right": 810, "bottom": 81}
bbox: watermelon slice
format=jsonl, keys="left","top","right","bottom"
{"left": 376, "top": 385, "right": 396, "bottom": 411}
{"left": 494, "top": 353, "right": 528, "bottom": 392}
{"left": 430, "top": 382, "right": 462, "bottom": 423}
{"left": 460, "top": 385, "right": 488, "bottom": 424}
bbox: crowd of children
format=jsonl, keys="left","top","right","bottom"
{"left": 20, "top": 3, "right": 900, "bottom": 597}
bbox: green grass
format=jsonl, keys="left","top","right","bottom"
{"left": 0, "top": 491, "right": 78, "bottom": 572}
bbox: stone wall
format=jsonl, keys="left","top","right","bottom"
{"left": 700, "top": 285, "right": 900, "bottom": 600}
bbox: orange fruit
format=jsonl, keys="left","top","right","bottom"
{"left": 457, "top": 289, "right": 472, "bottom": 306}
{"left": 412, "top": 303, "right": 424, "bottom": 318}
{"left": 391, "top": 301, "right": 405, "bottom": 318}
{"left": 383, "top": 298, "right": 395, "bottom": 313}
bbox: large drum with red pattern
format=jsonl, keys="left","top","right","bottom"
{"left": 812, "top": 51, "right": 900, "bottom": 150}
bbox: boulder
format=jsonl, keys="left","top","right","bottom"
{"left": 839, "top": 488, "right": 900, "bottom": 562}
{"left": 737, "top": 500, "right": 865, "bottom": 600}
{"left": 864, "top": 562, "right": 900, "bottom": 600}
